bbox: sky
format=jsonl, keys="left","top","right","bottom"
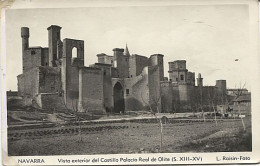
{"left": 4, "top": 4, "right": 252, "bottom": 91}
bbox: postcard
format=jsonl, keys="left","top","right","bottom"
{"left": 1, "top": 0, "right": 259, "bottom": 165}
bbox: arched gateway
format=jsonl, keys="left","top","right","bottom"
{"left": 113, "top": 82, "right": 125, "bottom": 113}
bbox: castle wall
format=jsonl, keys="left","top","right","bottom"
{"left": 38, "top": 66, "right": 60, "bottom": 93}
{"left": 187, "top": 72, "right": 195, "bottom": 86}
{"left": 148, "top": 65, "right": 161, "bottom": 112}
{"left": 124, "top": 67, "right": 149, "bottom": 111}
{"left": 111, "top": 67, "right": 119, "bottom": 78}
{"left": 172, "top": 84, "right": 181, "bottom": 112}
{"left": 91, "top": 63, "right": 113, "bottom": 112}
{"left": 61, "top": 38, "right": 84, "bottom": 107}
{"left": 23, "top": 48, "right": 42, "bottom": 72}
{"left": 178, "top": 84, "right": 191, "bottom": 102}
{"left": 17, "top": 67, "right": 39, "bottom": 97}
{"left": 161, "top": 82, "right": 173, "bottom": 113}
{"left": 36, "top": 93, "right": 67, "bottom": 110}
{"left": 41, "top": 48, "right": 49, "bottom": 66}
{"left": 81, "top": 67, "right": 105, "bottom": 114}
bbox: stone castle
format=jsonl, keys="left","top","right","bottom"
{"left": 17, "top": 25, "right": 227, "bottom": 114}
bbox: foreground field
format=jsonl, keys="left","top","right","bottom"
{"left": 8, "top": 117, "right": 251, "bottom": 156}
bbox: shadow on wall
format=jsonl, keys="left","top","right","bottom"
{"left": 125, "top": 97, "right": 149, "bottom": 111}
{"left": 69, "top": 90, "right": 79, "bottom": 99}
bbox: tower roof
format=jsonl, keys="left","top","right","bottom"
{"left": 124, "top": 43, "right": 130, "bottom": 56}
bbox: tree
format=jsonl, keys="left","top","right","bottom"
{"left": 234, "top": 82, "right": 247, "bottom": 131}
{"left": 60, "top": 91, "right": 88, "bottom": 142}
{"left": 141, "top": 92, "right": 164, "bottom": 152}
{"left": 207, "top": 87, "right": 218, "bottom": 126}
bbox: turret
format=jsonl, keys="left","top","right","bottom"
{"left": 150, "top": 54, "right": 164, "bottom": 81}
{"left": 216, "top": 80, "right": 227, "bottom": 94}
{"left": 113, "top": 48, "right": 124, "bottom": 57}
{"left": 113, "top": 48, "right": 124, "bottom": 68}
{"left": 113, "top": 48, "right": 129, "bottom": 78}
{"left": 21, "top": 27, "right": 30, "bottom": 73}
{"left": 197, "top": 73, "right": 203, "bottom": 87}
{"left": 47, "top": 25, "right": 62, "bottom": 67}
{"left": 21, "top": 27, "right": 29, "bottom": 51}
{"left": 168, "top": 60, "right": 187, "bottom": 83}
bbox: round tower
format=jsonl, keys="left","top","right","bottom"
{"left": 150, "top": 54, "right": 164, "bottom": 81}
{"left": 21, "top": 27, "right": 29, "bottom": 73}
{"left": 21, "top": 27, "right": 29, "bottom": 51}
{"left": 216, "top": 80, "right": 227, "bottom": 94}
{"left": 197, "top": 73, "right": 203, "bottom": 87}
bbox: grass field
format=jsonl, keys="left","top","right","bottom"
{"left": 8, "top": 117, "right": 251, "bottom": 156}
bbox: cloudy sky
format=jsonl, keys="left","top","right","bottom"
{"left": 5, "top": 4, "right": 253, "bottom": 90}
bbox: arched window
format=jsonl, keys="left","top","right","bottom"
{"left": 72, "top": 47, "right": 77, "bottom": 58}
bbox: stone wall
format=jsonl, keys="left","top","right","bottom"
{"left": 17, "top": 67, "right": 39, "bottom": 97}
{"left": 41, "top": 48, "right": 49, "bottom": 66}
{"left": 129, "top": 54, "right": 149, "bottom": 78}
{"left": 61, "top": 38, "right": 84, "bottom": 107}
{"left": 81, "top": 67, "right": 105, "bottom": 114}
{"left": 23, "top": 48, "right": 42, "bottom": 72}
{"left": 91, "top": 63, "right": 113, "bottom": 112}
{"left": 36, "top": 93, "right": 67, "bottom": 111}
{"left": 161, "top": 82, "right": 173, "bottom": 113}
{"left": 187, "top": 71, "right": 195, "bottom": 86}
{"left": 38, "top": 66, "right": 60, "bottom": 94}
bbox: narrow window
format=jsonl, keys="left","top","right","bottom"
{"left": 126, "top": 89, "right": 129, "bottom": 95}
{"left": 104, "top": 70, "right": 106, "bottom": 75}
{"left": 176, "top": 78, "right": 178, "bottom": 81}
{"left": 31, "top": 50, "right": 36, "bottom": 55}
{"left": 180, "top": 75, "right": 184, "bottom": 80}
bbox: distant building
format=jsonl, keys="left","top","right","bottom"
{"left": 232, "top": 94, "right": 251, "bottom": 115}
{"left": 227, "top": 89, "right": 249, "bottom": 96}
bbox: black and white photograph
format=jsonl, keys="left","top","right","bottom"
{"left": 1, "top": 0, "right": 259, "bottom": 165}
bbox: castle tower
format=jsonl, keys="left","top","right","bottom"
{"left": 21, "top": 27, "right": 29, "bottom": 73}
{"left": 113, "top": 48, "right": 129, "bottom": 78}
{"left": 150, "top": 54, "right": 164, "bottom": 81}
{"left": 168, "top": 60, "right": 187, "bottom": 83}
{"left": 197, "top": 73, "right": 203, "bottom": 87}
{"left": 216, "top": 80, "right": 227, "bottom": 94}
{"left": 47, "top": 25, "right": 62, "bottom": 67}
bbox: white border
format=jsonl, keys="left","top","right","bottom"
{"left": 1, "top": 0, "right": 259, "bottom": 165}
